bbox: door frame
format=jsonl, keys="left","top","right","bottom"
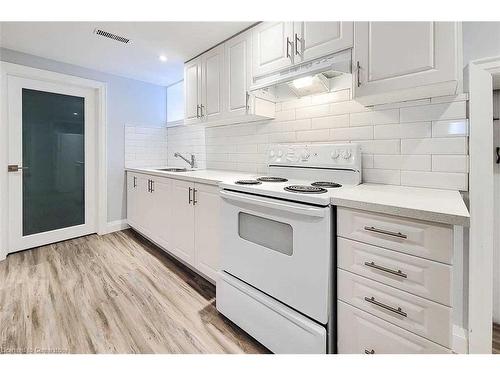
{"left": 0, "top": 62, "right": 108, "bottom": 261}
{"left": 465, "top": 55, "right": 500, "bottom": 353}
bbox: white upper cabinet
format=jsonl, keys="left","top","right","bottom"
{"left": 225, "top": 30, "right": 252, "bottom": 117}
{"left": 353, "top": 22, "right": 461, "bottom": 105}
{"left": 184, "top": 57, "right": 202, "bottom": 125}
{"left": 252, "top": 22, "right": 294, "bottom": 77}
{"left": 294, "top": 22, "right": 353, "bottom": 63}
{"left": 201, "top": 44, "right": 225, "bottom": 122}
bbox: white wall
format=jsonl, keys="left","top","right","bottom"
{"left": 167, "top": 80, "right": 184, "bottom": 124}
{"left": 0, "top": 48, "right": 167, "bottom": 223}
{"left": 463, "top": 22, "right": 500, "bottom": 65}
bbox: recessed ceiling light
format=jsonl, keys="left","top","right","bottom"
{"left": 159, "top": 55, "right": 168, "bottom": 62}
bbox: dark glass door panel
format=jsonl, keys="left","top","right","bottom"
{"left": 22, "top": 89, "right": 85, "bottom": 236}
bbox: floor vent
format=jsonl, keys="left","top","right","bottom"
{"left": 94, "top": 29, "right": 130, "bottom": 44}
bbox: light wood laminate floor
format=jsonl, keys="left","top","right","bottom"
{"left": 494, "top": 323, "right": 500, "bottom": 354}
{"left": 0, "top": 230, "right": 268, "bottom": 354}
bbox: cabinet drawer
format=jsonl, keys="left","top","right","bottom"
{"left": 337, "top": 269, "right": 452, "bottom": 347}
{"left": 337, "top": 207, "right": 453, "bottom": 264}
{"left": 338, "top": 237, "right": 452, "bottom": 306}
{"left": 337, "top": 301, "right": 450, "bottom": 354}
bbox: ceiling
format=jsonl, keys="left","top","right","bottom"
{"left": 0, "top": 22, "right": 255, "bottom": 86}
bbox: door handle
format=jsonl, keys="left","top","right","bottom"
{"left": 200, "top": 104, "right": 204, "bottom": 117}
{"left": 294, "top": 33, "right": 301, "bottom": 56}
{"left": 286, "top": 37, "right": 294, "bottom": 62}
{"left": 496, "top": 147, "right": 499, "bottom": 164}
{"left": 364, "top": 296, "right": 407, "bottom": 317}
{"left": 133, "top": 176, "right": 137, "bottom": 188}
{"left": 364, "top": 261, "right": 408, "bottom": 278}
{"left": 8, "top": 164, "right": 29, "bottom": 172}
{"left": 196, "top": 105, "right": 200, "bottom": 118}
{"left": 150, "top": 179, "right": 154, "bottom": 193}
{"left": 147, "top": 179, "right": 151, "bottom": 193}
{"left": 364, "top": 226, "right": 407, "bottom": 239}
{"left": 188, "top": 187, "right": 193, "bottom": 204}
{"left": 193, "top": 188, "right": 197, "bottom": 205}
{"left": 245, "top": 91, "right": 250, "bottom": 111}
{"left": 356, "top": 61, "right": 361, "bottom": 87}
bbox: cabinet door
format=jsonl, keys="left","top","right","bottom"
{"left": 294, "top": 22, "right": 353, "bottom": 63}
{"left": 148, "top": 177, "right": 173, "bottom": 250}
{"left": 224, "top": 30, "right": 252, "bottom": 118}
{"left": 126, "top": 173, "right": 140, "bottom": 227}
{"left": 184, "top": 57, "right": 202, "bottom": 124}
{"left": 194, "top": 183, "right": 220, "bottom": 283}
{"left": 201, "top": 45, "right": 225, "bottom": 122}
{"left": 354, "top": 22, "right": 459, "bottom": 102}
{"left": 252, "top": 22, "right": 294, "bottom": 77}
{"left": 127, "top": 173, "right": 149, "bottom": 233}
{"left": 170, "top": 179, "right": 195, "bottom": 265}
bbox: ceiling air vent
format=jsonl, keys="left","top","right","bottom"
{"left": 93, "top": 28, "right": 130, "bottom": 44}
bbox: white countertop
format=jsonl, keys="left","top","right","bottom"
{"left": 125, "top": 167, "right": 257, "bottom": 186}
{"left": 329, "top": 183, "right": 469, "bottom": 226}
{"left": 126, "top": 167, "right": 470, "bottom": 226}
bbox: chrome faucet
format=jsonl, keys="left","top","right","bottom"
{"left": 174, "top": 152, "right": 195, "bottom": 169}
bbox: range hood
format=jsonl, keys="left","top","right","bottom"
{"left": 250, "top": 49, "right": 352, "bottom": 98}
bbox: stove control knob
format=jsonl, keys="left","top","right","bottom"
{"left": 343, "top": 150, "right": 352, "bottom": 159}
{"left": 331, "top": 151, "right": 340, "bottom": 160}
{"left": 277, "top": 150, "right": 284, "bottom": 158}
{"left": 269, "top": 150, "right": 276, "bottom": 159}
{"left": 301, "top": 150, "right": 310, "bottom": 161}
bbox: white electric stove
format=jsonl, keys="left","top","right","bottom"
{"left": 216, "top": 143, "right": 361, "bottom": 354}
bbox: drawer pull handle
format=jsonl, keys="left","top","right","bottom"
{"left": 364, "top": 296, "right": 407, "bottom": 317}
{"left": 364, "top": 226, "right": 407, "bottom": 239}
{"left": 364, "top": 349, "right": 375, "bottom": 354}
{"left": 364, "top": 261, "right": 408, "bottom": 278}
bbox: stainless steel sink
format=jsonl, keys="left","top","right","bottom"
{"left": 155, "top": 168, "right": 188, "bottom": 172}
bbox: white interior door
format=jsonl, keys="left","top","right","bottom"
{"left": 7, "top": 76, "right": 96, "bottom": 252}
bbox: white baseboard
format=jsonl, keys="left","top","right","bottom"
{"left": 103, "top": 219, "right": 129, "bottom": 234}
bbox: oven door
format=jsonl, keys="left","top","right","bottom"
{"left": 219, "top": 189, "right": 332, "bottom": 324}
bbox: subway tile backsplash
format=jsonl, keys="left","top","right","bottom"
{"left": 164, "top": 90, "right": 469, "bottom": 191}
{"left": 125, "top": 124, "right": 168, "bottom": 168}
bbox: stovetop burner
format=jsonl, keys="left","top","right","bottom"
{"left": 311, "top": 181, "right": 342, "bottom": 188}
{"left": 256, "top": 176, "right": 289, "bottom": 182}
{"left": 284, "top": 185, "right": 328, "bottom": 194}
{"left": 235, "top": 180, "right": 262, "bottom": 185}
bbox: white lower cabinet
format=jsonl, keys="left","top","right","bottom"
{"left": 170, "top": 179, "right": 196, "bottom": 264}
{"left": 337, "top": 301, "right": 450, "bottom": 354}
{"left": 194, "top": 183, "right": 221, "bottom": 282}
{"left": 337, "top": 207, "right": 457, "bottom": 353}
{"left": 126, "top": 172, "right": 220, "bottom": 283}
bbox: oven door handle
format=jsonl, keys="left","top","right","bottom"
{"left": 219, "top": 189, "right": 327, "bottom": 218}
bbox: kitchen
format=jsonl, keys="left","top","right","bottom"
{"left": 1, "top": 1, "right": 500, "bottom": 370}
